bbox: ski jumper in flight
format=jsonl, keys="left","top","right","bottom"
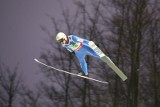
{"left": 56, "top": 32, "right": 104, "bottom": 76}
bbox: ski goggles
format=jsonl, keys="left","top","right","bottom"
{"left": 58, "top": 38, "right": 65, "bottom": 43}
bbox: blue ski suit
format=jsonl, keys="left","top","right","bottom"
{"left": 62, "top": 35, "right": 103, "bottom": 75}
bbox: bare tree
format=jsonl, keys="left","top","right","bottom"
{"left": 103, "top": 0, "right": 160, "bottom": 107}
{"left": 19, "top": 86, "right": 42, "bottom": 107}
{"left": 143, "top": 1, "right": 160, "bottom": 106}
{"left": 38, "top": 6, "right": 79, "bottom": 107}
{"left": 0, "top": 62, "right": 22, "bottom": 107}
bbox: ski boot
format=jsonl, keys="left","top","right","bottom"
{"left": 77, "top": 72, "right": 84, "bottom": 76}
{"left": 77, "top": 72, "right": 88, "bottom": 77}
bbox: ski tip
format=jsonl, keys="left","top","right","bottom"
{"left": 34, "top": 58, "right": 38, "bottom": 62}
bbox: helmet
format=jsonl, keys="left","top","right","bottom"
{"left": 56, "top": 32, "right": 67, "bottom": 41}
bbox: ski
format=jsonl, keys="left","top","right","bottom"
{"left": 101, "top": 56, "right": 127, "bottom": 81}
{"left": 89, "top": 41, "right": 127, "bottom": 81}
{"left": 34, "top": 59, "right": 108, "bottom": 84}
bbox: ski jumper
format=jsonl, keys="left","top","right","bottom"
{"left": 62, "top": 35, "right": 103, "bottom": 75}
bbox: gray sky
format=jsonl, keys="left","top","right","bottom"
{"left": 0, "top": 0, "right": 76, "bottom": 87}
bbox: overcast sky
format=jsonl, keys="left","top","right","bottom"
{"left": 0, "top": 0, "right": 77, "bottom": 87}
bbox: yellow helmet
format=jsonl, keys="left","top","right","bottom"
{"left": 56, "top": 32, "right": 67, "bottom": 41}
